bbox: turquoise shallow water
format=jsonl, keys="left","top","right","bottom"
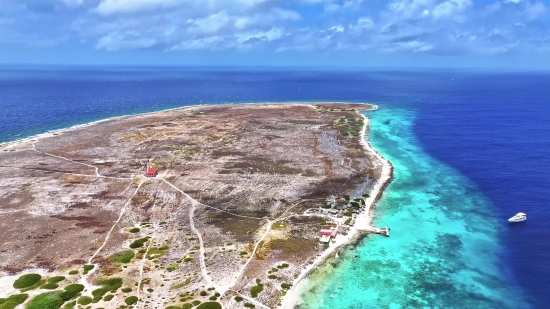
{"left": 296, "top": 108, "right": 526, "bottom": 309}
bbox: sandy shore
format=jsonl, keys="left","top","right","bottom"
{"left": 280, "top": 109, "right": 394, "bottom": 309}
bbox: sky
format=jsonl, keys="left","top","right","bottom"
{"left": 1, "top": 0, "right": 550, "bottom": 69}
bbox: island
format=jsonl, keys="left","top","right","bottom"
{"left": 0, "top": 103, "right": 392, "bottom": 309}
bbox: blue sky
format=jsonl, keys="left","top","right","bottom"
{"left": 1, "top": 0, "right": 550, "bottom": 69}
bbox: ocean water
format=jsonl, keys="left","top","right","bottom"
{"left": 296, "top": 107, "right": 526, "bottom": 308}
{"left": 1, "top": 67, "right": 549, "bottom": 308}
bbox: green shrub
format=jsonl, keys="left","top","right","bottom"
{"left": 192, "top": 300, "right": 201, "bottom": 306}
{"left": 27, "top": 291, "right": 65, "bottom": 309}
{"left": 129, "top": 237, "right": 151, "bottom": 249}
{"left": 61, "top": 300, "right": 76, "bottom": 309}
{"left": 60, "top": 284, "right": 84, "bottom": 301}
{"left": 91, "top": 278, "right": 123, "bottom": 302}
{"left": 0, "top": 294, "right": 28, "bottom": 309}
{"left": 240, "top": 251, "right": 248, "bottom": 256}
{"left": 40, "top": 282, "right": 59, "bottom": 290}
{"left": 199, "top": 291, "right": 207, "bottom": 296}
{"left": 166, "top": 306, "right": 181, "bottom": 309}
{"left": 146, "top": 247, "right": 169, "bottom": 260}
{"left": 196, "top": 302, "right": 222, "bottom": 309}
{"left": 77, "top": 296, "right": 93, "bottom": 305}
{"left": 268, "top": 275, "right": 277, "bottom": 279}
{"left": 121, "top": 287, "right": 132, "bottom": 293}
{"left": 208, "top": 296, "right": 217, "bottom": 300}
{"left": 103, "top": 294, "right": 114, "bottom": 301}
{"left": 129, "top": 228, "right": 140, "bottom": 233}
{"left": 82, "top": 265, "right": 94, "bottom": 275}
{"left": 48, "top": 276, "right": 65, "bottom": 283}
{"left": 109, "top": 250, "right": 135, "bottom": 264}
{"left": 278, "top": 263, "right": 289, "bottom": 269}
{"left": 124, "top": 296, "right": 138, "bottom": 305}
{"left": 234, "top": 296, "right": 243, "bottom": 302}
{"left": 244, "top": 303, "right": 256, "bottom": 308}
{"left": 68, "top": 270, "right": 79, "bottom": 275}
{"left": 345, "top": 218, "right": 352, "bottom": 225}
{"left": 183, "top": 258, "right": 193, "bottom": 262}
{"left": 181, "top": 304, "right": 193, "bottom": 309}
{"left": 13, "top": 274, "right": 41, "bottom": 289}
{"left": 250, "top": 280, "right": 264, "bottom": 298}
{"left": 281, "top": 283, "right": 291, "bottom": 289}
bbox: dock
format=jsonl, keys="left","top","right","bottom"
{"left": 358, "top": 226, "right": 390, "bottom": 237}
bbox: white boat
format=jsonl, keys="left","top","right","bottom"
{"left": 508, "top": 212, "right": 527, "bottom": 223}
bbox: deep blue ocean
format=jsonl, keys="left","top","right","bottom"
{"left": 1, "top": 67, "right": 548, "bottom": 308}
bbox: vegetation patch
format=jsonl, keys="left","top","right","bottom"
{"left": 129, "top": 227, "right": 140, "bottom": 233}
{"left": 129, "top": 236, "right": 151, "bottom": 249}
{"left": 146, "top": 247, "right": 169, "bottom": 260}
{"left": 91, "top": 278, "right": 123, "bottom": 302}
{"left": 125, "top": 296, "right": 138, "bottom": 305}
{"left": 77, "top": 296, "right": 93, "bottom": 305}
{"left": 103, "top": 294, "right": 114, "bottom": 301}
{"left": 109, "top": 250, "right": 136, "bottom": 263}
{"left": 171, "top": 277, "right": 192, "bottom": 290}
{"left": 27, "top": 291, "right": 66, "bottom": 309}
{"left": 61, "top": 300, "right": 76, "bottom": 309}
{"left": 48, "top": 276, "right": 65, "bottom": 283}
{"left": 62, "top": 284, "right": 84, "bottom": 300}
{"left": 277, "top": 263, "right": 289, "bottom": 269}
{"left": 281, "top": 283, "right": 292, "bottom": 289}
{"left": 13, "top": 273, "right": 42, "bottom": 290}
{"left": 196, "top": 302, "right": 222, "bottom": 309}
{"left": 68, "top": 270, "right": 79, "bottom": 275}
{"left": 244, "top": 303, "right": 256, "bottom": 308}
{"left": 82, "top": 265, "right": 94, "bottom": 275}
{"left": 40, "top": 282, "right": 59, "bottom": 290}
{"left": 268, "top": 274, "right": 277, "bottom": 279}
{"left": 234, "top": 296, "right": 243, "bottom": 302}
{"left": 250, "top": 279, "right": 264, "bottom": 298}
{"left": 121, "top": 288, "right": 132, "bottom": 293}
{"left": 181, "top": 304, "right": 193, "bottom": 309}
{"left": 0, "top": 294, "right": 28, "bottom": 309}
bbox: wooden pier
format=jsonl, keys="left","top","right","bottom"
{"left": 358, "top": 226, "right": 390, "bottom": 237}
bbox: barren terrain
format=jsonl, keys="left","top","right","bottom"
{"left": 0, "top": 103, "right": 384, "bottom": 309}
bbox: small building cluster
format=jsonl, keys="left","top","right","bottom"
{"left": 318, "top": 228, "right": 338, "bottom": 244}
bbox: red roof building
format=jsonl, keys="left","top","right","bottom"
{"left": 145, "top": 167, "right": 158, "bottom": 177}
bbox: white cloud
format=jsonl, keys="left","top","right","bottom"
{"left": 188, "top": 12, "right": 231, "bottom": 34}
{"left": 234, "top": 8, "right": 300, "bottom": 30}
{"left": 96, "top": 31, "right": 157, "bottom": 51}
{"left": 61, "top": 0, "right": 83, "bottom": 8}
{"left": 524, "top": 1, "right": 545, "bottom": 20}
{"left": 432, "top": 0, "right": 472, "bottom": 19}
{"left": 95, "top": 0, "right": 182, "bottom": 15}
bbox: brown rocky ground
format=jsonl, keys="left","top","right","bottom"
{"left": 0, "top": 103, "right": 381, "bottom": 309}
